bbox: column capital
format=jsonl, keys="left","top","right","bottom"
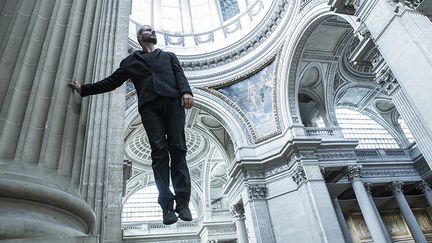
{"left": 388, "top": 181, "right": 404, "bottom": 194}
{"left": 416, "top": 180, "right": 431, "bottom": 193}
{"left": 247, "top": 184, "right": 266, "bottom": 201}
{"left": 346, "top": 164, "right": 362, "bottom": 181}
{"left": 291, "top": 165, "right": 307, "bottom": 186}
{"left": 231, "top": 203, "right": 245, "bottom": 220}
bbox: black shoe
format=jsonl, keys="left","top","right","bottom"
{"left": 175, "top": 204, "right": 192, "bottom": 221}
{"left": 163, "top": 210, "right": 178, "bottom": 225}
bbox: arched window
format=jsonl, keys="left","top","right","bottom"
{"left": 336, "top": 108, "right": 399, "bottom": 149}
{"left": 398, "top": 116, "right": 415, "bottom": 144}
{"left": 122, "top": 185, "right": 197, "bottom": 223}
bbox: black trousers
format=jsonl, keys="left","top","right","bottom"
{"left": 139, "top": 96, "right": 191, "bottom": 210}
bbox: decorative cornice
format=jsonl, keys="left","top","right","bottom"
{"left": 247, "top": 184, "right": 266, "bottom": 201}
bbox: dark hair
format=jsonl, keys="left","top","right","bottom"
{"left": 137, "top": 25, "right": 152, "bottom": 37}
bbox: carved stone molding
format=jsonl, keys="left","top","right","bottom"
{"left": 247, "top": 184, "right": 266, "bottom": 201}
{"left": 231, "top": 203, "right": 245, "bottom": 220}
{"left": 361, "top": 169, "right": 420, "bottom": 179}
{"left": 346, "top": 164, "right": 363, "bottom": 181}
{"left": 374, "top": 64, "right": 400, "bottom": 96}
{"left": 388, "top": 181, "right": 404, "bottom": 194}
{"left": 292, "top": 166, "right": 307, "bottom": 186}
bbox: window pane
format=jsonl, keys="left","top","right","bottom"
{"left": 336, "top": 108, "right": 400, "bottom": 149}
{"left": 219, "top": 0, "right": 240, "bottom": 21}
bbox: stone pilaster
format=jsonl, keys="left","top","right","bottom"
{"left": 242, "top": 184, "right": 275, "bottom": 243}
{"left": 294, "top": 164, "right": 346, "bottom": 243}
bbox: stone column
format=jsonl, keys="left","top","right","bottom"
{"left": 388, "top": 181, "right": 427, "bottom": 243}
{"left": 0, "top": 0, "right": 130, "bottom": 241}
{"left": 347, "top": 165, "right": 390, "bottom": 243}
{"left": 242, "top": 184, "right": 275, "bottom": 243}
{"left": 336, "top": 0, "right": 432, "bottom": 166}
{"left": 332, "top": 198, "right": 353, "bottom": 243}
{"left": 417, "top": 180, "right": 432, "bottom": 207}
{"left": 365, "top": 183, "right": 392, "bottom": 243}
{"left": 232, "top": 203, "right": 249, "bottom": 243}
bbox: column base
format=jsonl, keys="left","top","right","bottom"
{"left": 0, "top": 177, "right": 95, "bottom": 240}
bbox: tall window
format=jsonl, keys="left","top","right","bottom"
{"left": 398, "top": 116, "right": 415, "bottom": 144}
{"left": 219, "top": 0, "right": 240, "bottom": 21}
{"left": 160, "top": 0, "right": 182, "bottom": 32}
{"left": 190, "top": 0, "right": 214, "bottom": 32}
{"left": 122, "top": 185, "right": 197, "bottom": 223}
{"left": 336, "top": 108, "right": 400, "bottom": 149}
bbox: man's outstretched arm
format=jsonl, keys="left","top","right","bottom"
{"left": 69, "top": 61, "right": 129, "bottom": 96}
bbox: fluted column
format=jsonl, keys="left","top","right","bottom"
{"left": 347, "top": 165, "right": 390, "bottom": 243}
{"left": 232, "top": 203, "right": 249, "bottom": 243}
{"left": 365, "top": 183, "right": 392, "bottom": 243}
{"left": 417, "top": 181, "right": 432, "bottom": 207}
{"left": 388, "top": 181, "right": 427, "bottom": 243}
{"left": 332, "top": 198, "right": 353, "bottom": 243}
{"left": 0, "top": 0, "right": 130, "bottom": 240}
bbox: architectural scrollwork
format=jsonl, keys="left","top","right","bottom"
{"left": 388, "top": 181, "right": 404, "bottom": 194}
{"left": 346, "top": 164, "right": 363, "bottom": 181}
{"left": 416, "top": 180, "right": 431, "bottom": 193}
{"left": 231, "top": 203, "right": 245, "bottom": 220}
{"left": 247, "top": 184, "right": 266, "bottom": 201}
{"left": 374, "top": 65, "right": 400, "bottom": 95}
{"left": 292, "top": 166, "right": 307, "bottom": 186}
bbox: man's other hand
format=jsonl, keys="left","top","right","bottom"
{"left": 68, "top": 80, "right": 82, "bottom": 94}
{"left": 181, "top": 93, "right": 194, "bottom": 109}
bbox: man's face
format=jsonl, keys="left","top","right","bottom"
{"left": 138, "top": 25, "right": 157, "bottom": 44}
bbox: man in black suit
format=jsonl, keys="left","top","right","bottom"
{"left": 69, "top": 25, "right": 194, "bottom": 225}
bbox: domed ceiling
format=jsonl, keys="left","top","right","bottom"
{"left": 129, "top": 0, "right": 274, "bottom": 55}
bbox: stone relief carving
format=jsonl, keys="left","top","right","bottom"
{"left": 346, "top": 164, "right": 363, "bottom": 181}
{"left": 292, "top": 166, "right": 307, "bottom": 186}
{"left": 248, "top": 184, "right": 266, "bottom": 200}
{"left": 231, "top": 203, "right": 246, "bottom": 220}
{"left": 388, "top": 180, "right": 404, "bottom": 194}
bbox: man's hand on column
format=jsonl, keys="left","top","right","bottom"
{"left": 181, "top": 93, "right": 194, "bottom": 109}
{"left": 68, "top": 80, "right": 82, "bottom": 94}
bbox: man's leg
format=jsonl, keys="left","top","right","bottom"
{"left": 162, "top": 98, "right": 192, "bottom": 220}
{"left": 139, "top": 105, "right": 177, "bottom": 224}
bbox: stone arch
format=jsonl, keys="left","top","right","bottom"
{"left": 278, "top": 2, "right": 360, "bottom": 130}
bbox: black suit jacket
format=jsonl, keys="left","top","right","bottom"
{"left": 80, "top": 49, "right": 192, "bottom": 108}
